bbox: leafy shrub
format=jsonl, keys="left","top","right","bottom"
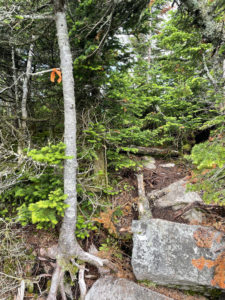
{"left": 0, "top": 143, "right": 66, "bottom": 228}
{"left": 75, "top": 215, "right": 97, "bottom": 239}
{"left": 17, "top": 189, "right": 68, "bottom": 229}
{"left": 1, "top": 143, "right": 100, "bottom": 238}
{"left": 187, "top": 135, "right": 225, "bottom": 205}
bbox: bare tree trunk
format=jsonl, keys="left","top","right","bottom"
{"left": 47, "top": 2, "right": 113, "bottom": 298}
{"left": 221, "top": 59, "right": 225, "bottom": 112}
{"left": 12, "top": 47, "right": 22, "bottom": 158}
{"left": 18, "top": 43, "right": 33, "bottom": 161}
{"left": 55, "top": 4, "right": 77, "bottom": 256}
{"left": 11, "top": 46, "right": 20, "bottom": 122}
{"left": 147, "top": 17, "right": 152, "bottom": 83}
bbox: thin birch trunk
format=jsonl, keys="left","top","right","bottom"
{"left": 18, "top": 43, "right": 33, "bottom": 161}
{"left": 12, "top": 47, "right": 22, "bottom": 157}
{"left": 11, "top": 46, "right": 20, "bottom": 123}
{"left": 54, "top": 3, "right": 78, "bottom": 257}
{"left": 48, "top": 2, "right": 112, "bottom": 298}
{"left": 147, "top": 19, "right": 152, "bottom": 83}
{"left": 21, "top": 43, "right": 33, "bottom": 130}
{"left": 221, "top": 59, "right": 225, "bottom": 112}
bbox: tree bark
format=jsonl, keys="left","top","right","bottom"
{"left": 221, "top": 59, "right": 225, "bottom": 112}
{"left": 135, "top": 173, "right": 151, "bottom": 218}
{"left": 48, "top": 2, "right": 112, "bottom": 298}
{"left": 18, "top": 42, "right": 33, "bottom": 161}
{"left": 11, "top": 47, "right": 20, "bottom": 125}
{"left": 54, "top": 3, "right": 77, "bottom": 257}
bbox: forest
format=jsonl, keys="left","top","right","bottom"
{"left": 0, "top": 0, "right": 224, "bottom": 299}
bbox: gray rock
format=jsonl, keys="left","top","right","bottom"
{"left": 147, "top": 179, "right": 202, "bottom": 208}
{"left": 85, "top": 276, "right": 173, "bottom": 300}
{"left": 142, "top": 156, "right": 156, "bottom": 170}
{"left": 183, "top": 208, "right": 203, "bottom": 223}
{"left": 147, "top": 179, "right": 204, "bottom": 223}
{"left": 132, "top": 219, "right": 225, "bottom": 290}
{"left": 159, "top": 163, "right": 175, "bottom": 168}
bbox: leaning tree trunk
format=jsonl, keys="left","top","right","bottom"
{"left": 47, "top": 1, "right": 112, "bottom": 299}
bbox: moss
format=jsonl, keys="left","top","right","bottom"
{"left": 138, "top": 279, "right": 157, "bottom": 288}
{"left": 3, "top": 259, "right": 15, "bottom": 274}
{"left": 26, "top": 280, "right": 34, "bottom": 293}
{"left": 58, "top": 258, "right": 79, "bottom": 274}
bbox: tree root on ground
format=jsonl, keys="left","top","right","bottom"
{"left": 42, "top": 242, "right": 117, "bottom": 300}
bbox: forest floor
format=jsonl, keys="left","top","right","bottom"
{"left": 17, "top": 158, "right": 225, "bottom": 300}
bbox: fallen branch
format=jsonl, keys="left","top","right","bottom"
{"left": 174, "top": 201, "right": 202, "bottom": 219}
{"left": 136, "top": 173, "right": 152, "bottom": 218}
{"left": 127, "top": 146, "right": 179, "bottom": 157}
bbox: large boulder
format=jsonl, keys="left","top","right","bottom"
{"left": 132, "top": 219, "right": 225, "bottom": 291}
{"left": 85, "top": 276, "right": 173, "bottom": 300}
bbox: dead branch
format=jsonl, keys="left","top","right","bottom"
{"left": 174, "top": 201, "right": 202, "bottom": 219}
{"left": 136, "top": 173, "right": 151, "bottom": 218}
{"left": 127, "top": 146, "right": 179, "bottom": 157}
{"left": 30, "top": 68, "right": 60, "bottom": 76}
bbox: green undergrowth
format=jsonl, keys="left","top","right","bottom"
{"left": 186, "top": 131, "right": 225, "bottom": 205}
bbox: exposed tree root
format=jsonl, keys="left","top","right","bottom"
{"left": 15, "top": 280, "right": 25, "bottom": 300}
{"left": 59, "top": 279, "right": 67, "bottom": 300}
{"left": 47, "top": 265, "right": 64, "bottom": 300}
{"left": 45, "top": 242, "right": 117, "bottom": 300}
{"left": 79, "top": 265, "right": 87, "bottom": 300}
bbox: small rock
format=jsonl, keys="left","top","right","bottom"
{"left": 85, "top": 276, "right": 173, "bottom": 300}
{"left": 142, "top": 156, "right": 156, "bottom": 170}
{"left": 160, "top": 163, "right": 175, "bottom": 168}
{"left": 183, "top": 208, "right": 203, "bottom": 223}
{"left": 147, "top": 179, "right": 204, "bottom": 223}
{"left": 147, "top": 179, "right": 202, "bottom": 208}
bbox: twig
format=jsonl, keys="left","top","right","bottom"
{"left": 202, "top": 53, "right": 217, "bottom": 88}
{"left": 30, "top": 68, "right": 60, "bottom": 76}
{"left": 15, "top": 14, "right": 54, "bottom": 20}
{"left": 85, "top": 5, "right": 115, "bottom": 59}
{"left": 174, "top": 201, "right": 206, "bottom": 219}
{"left": 0, "top": 271, "right": 21, "bottom": 281}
